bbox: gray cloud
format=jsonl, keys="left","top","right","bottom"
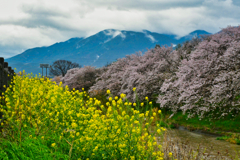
{"left": 21, "top": 4, "right": 69, "bottom": 18}
{"left": 202, "top": 0, "right": 240, "bottom": 19}
{"left": 17, "top": 4, "right": 75, "bottom": 31}
{"left": 0, "top": 18, "right": 76, "bottom": 32}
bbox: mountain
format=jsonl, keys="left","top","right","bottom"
{"left": 177, "top": 30, "right": 211, "bottom": 43}
{"left": 5, "top": 29, "right": 211, "bottom": 77}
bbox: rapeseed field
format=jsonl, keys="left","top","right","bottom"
{"left": 0, "top": 71, "right": 167, "bottom": 160}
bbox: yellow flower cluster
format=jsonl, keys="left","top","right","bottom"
{"left": 0, "top": 73, "right": 166, "bottom": 159}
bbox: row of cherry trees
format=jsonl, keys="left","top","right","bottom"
{"left": 157, "top": 26, "right": 240, "bottom": 118}
{"left": 52, "top": 26, "right": 240, "bottom": 119}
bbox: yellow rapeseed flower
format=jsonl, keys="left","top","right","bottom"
{"left": 51, "top": 143, "right": 56, "bottom": 147}
{"left": 134, "top": 120, "right": 139, "bottom": 124}
{"left": 161, "top": 127, "right": 166, "bottom": 131}
{"left": 140, "top": 102, "right": 144, "bottom": 107}
{"left": 133, "top": 103, "right": 136, "bottom": 106}
{"left": 139, "top": 113, "right": 144, "bottom": 117}
{"left": 107, "top": 90, "right": 111, "bottom": 94}
{"left": 158, "top": 110, "right": 162, "bottom": 114}
{"left": 120, "top": 93, "right": 126, "bottom": 98}
{"left": 146, "top": 111, "right": 149, "bottom": 115}
{"left": 133, "top": 87, "right": 136, "bottom": 91}
{"left": 72, "top": 122, "right": 78, "bottom": 128}
{"left": 145, "top": 97, "right": 148, "bottom": 100}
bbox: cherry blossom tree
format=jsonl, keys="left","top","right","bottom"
{"left": 57, "top": 66, "right": 101, "bottom": 91}
{"left": 158, "top": 25, "right": 240, "bottom": 119}
{"left": 90, "top": 46, "right": 181, "bottom": 102}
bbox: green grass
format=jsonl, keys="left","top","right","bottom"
{"left": 161, "top": 110, "right": 240, "bottom": 132}
{"left": 157, "top": 108, "right": 240, "bottom": 145}
{"left": 0, "top": 137, "right": 68, "bottom": 160}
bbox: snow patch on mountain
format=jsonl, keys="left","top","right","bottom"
{"left": 146, "top": 34, "right": 157, "bottom": 43}
{"left": 103, "top": 39, "right": 111, "bottom": 43}
{"left": 94, "top": 55, "right": 100, "bottom": 63}
{"left": 103, "top": 29, "right": 126, "bottom": 43}
{"left": 142, "top": 30, "right": 157, "bottom": 43}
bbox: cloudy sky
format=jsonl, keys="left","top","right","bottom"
{"left": 0, "top": 0, "right": 239, "bottom": 59}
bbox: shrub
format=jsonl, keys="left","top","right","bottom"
{"left": 60, "top": 66, "right": 100, "bottom": 92}
{"left": 50, "top": 75, "right": 63, "bottom": 86}
{"left": 88, "top": 89, "right": 108, "bottom": 108}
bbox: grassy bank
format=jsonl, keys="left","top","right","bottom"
{"left": 158, "top": 109, "right": 240, "bottom": 145}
